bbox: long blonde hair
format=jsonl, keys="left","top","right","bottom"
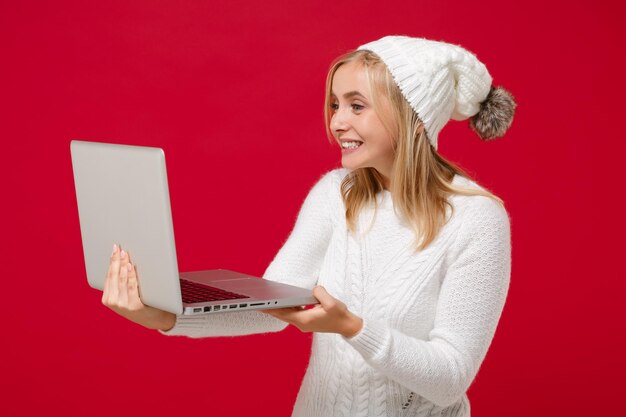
{"left": 324, "top": 50, "right": 503, "bottom": 252}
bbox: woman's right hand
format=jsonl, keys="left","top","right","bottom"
{"left": 102, "top": 244, "right": 176, "bottom": 331}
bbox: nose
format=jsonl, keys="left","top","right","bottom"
{"left": 330, "top": 107, "right": 350, "bottom": 136}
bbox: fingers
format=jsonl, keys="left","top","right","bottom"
{"left": 126, "top": 262, "right": 144, "bottom": 310}
{"left": 262, "top": 307, "right": 302, "bottom": 320}
{"left": 265, "top": 288, "right": 357, "bottom": 336}
{"left": 266, "top": 307, "right": 319, "bottom": 331}
{"left": 312, "top": 286, "right": 338, "bottom": 310}
{"left": 118, "top": 254, "right": 129, "bottom": 308}
{"left": 102, "top": 244, "right": 143, "bottom": 312}
{"left": 103, "top": 244, "right": 120, "bottom": 305}
{"left": 117, "top": 248, "right": 130, "bottom": 294}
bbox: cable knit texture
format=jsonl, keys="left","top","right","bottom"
{"left": 161, "top": 168, "right": 511, "bottom": 417}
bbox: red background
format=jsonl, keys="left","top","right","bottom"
{"left": 1, "top": 1, "right": 623, "bottom": 416}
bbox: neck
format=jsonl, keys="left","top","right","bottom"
{"left": 381, "top": 175, "right": 391, "bottom": 191}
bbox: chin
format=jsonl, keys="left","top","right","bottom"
{"left": 340, "top": 160, "right": 360, "bottom": 170}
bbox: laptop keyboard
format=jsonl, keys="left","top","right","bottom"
{"left": 180, "top": 279, "right": 250, "bottom": 304}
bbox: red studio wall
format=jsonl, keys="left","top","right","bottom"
{"left": 1, "top": 1, "right": 623, "bottom": 416}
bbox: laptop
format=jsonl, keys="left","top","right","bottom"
{"left": 70, "top": 140, "right": 318, "bottom": 315}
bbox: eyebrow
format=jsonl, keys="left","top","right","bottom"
{"left": 331, "top": 90, "right": 368, "bottom": 100}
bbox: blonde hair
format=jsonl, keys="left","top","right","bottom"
{"left": 324, "top": 50, "right": 503, "bottom": 252}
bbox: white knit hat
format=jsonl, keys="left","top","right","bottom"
{"left": 358, "top": 36, "right": 515, "bottom": 149}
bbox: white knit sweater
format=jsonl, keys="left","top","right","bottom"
{"left": 161, "top": 168, "right": 511, "bottom": 417}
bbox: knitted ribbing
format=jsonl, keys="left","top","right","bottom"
{"left": 161, "top": 168, "right": 511, "bottom": 417}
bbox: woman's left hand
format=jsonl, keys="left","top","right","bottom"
{"left": 261, "top": 286, "right": 363, "bottom": 338}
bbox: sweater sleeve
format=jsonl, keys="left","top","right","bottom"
{"left": 159, "top": 170, "right": 337, "bottom": 338}
{"left": 344, "top": 196, "right": 511, "bottom": 407}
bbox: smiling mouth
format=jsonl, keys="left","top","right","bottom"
{"left": 340, "top": 140, "right": 363, "bottom": 149}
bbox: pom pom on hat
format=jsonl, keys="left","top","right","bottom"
{"left": 357, "top": 36, "right": 515, "bottom": 148}
{"left": 469, "top": 86, "right": 517, "bottom": 140}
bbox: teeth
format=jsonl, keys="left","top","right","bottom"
{"left": 341, "top": 141, "right": 362, "bottom": 149}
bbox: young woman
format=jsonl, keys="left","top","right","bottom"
{"left": 102, "top": 36, "right": 516, "bottom": 416}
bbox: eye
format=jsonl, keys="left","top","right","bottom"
{"left": 330, "top": 102, "right": 339, "bottom": 111}
{"left": 351, "top": 103, "right": 365, "bottom": 113}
